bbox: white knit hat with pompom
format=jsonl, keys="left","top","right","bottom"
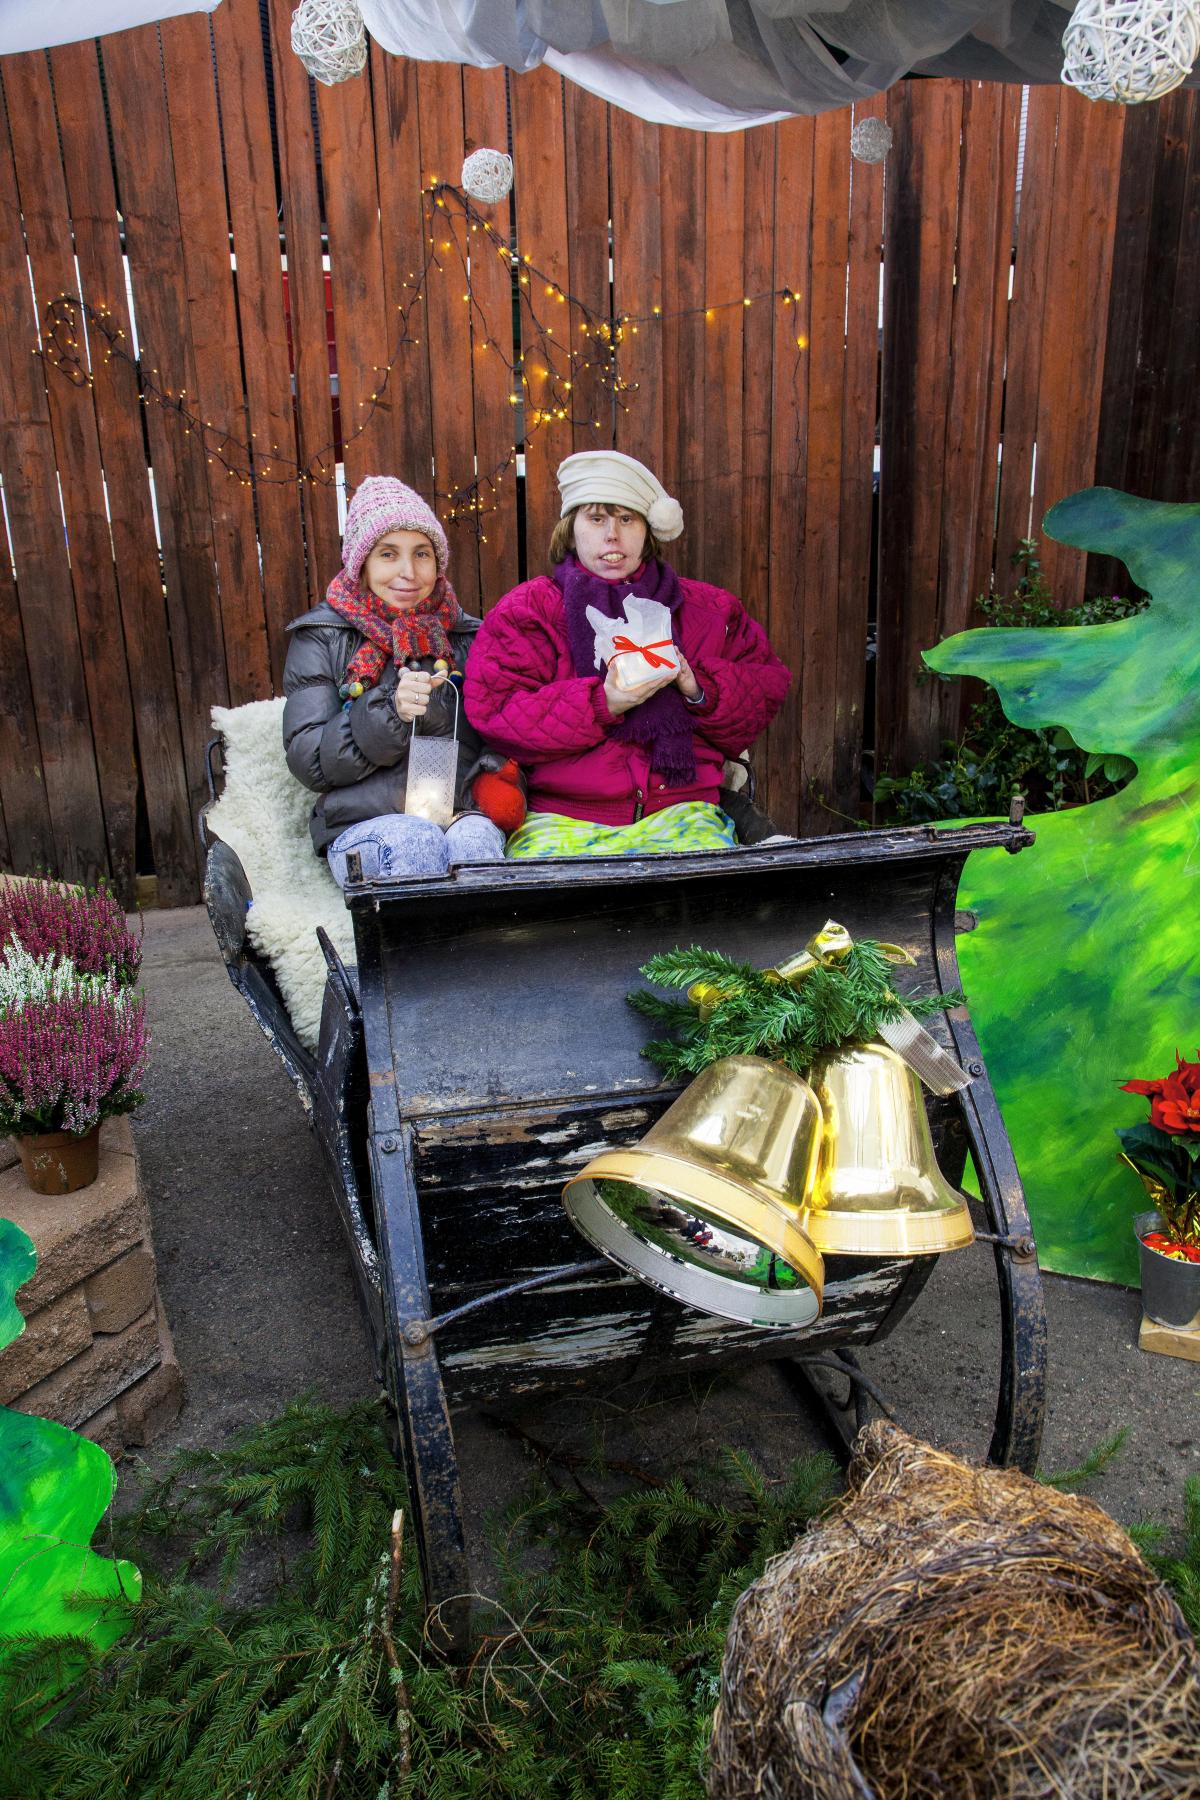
{"left": 556, "top": 450, "right": 685, "bottom": 542}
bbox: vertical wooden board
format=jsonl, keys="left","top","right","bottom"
{"left": 50, "top": 37, "right": 196, "bottom": 904}
{"left": 509, "top": 67, "right": 573, "bottom": 578}
{"left": 373, "top": 47, "right": 435, "bottom": 493}
{"left": 740, "top": 124, "right": 775, "bottom": 633}
{"left": 462, "top": 67, "right": 520, "bottom": 607}
{"left": 1092, "top": 101, "right": 1157, "bottom": 501}
{"left": 318, "top": 61, "right": 394, "bottom": 495}
{"left": 267, "top": 0, "right": 341, "bottom": 604}
{"left": 101, "top": 25, "right": 231, "bottom": 830}
{"left": 967, "top": 83, "right": 1022, "bottom": 612}
{"left": 660, "top": 130, "right": 706, "bottom": 577}
{"left": 160, "top": 12, "right": 272, "bottom": 705}
{"left": 213, "top": 0, "right": 310, "bottom": 688}
{"left": 415, "top": 62, "right": 482, "bottom": 607}
{"left": 1125, "top": 91, "right": 1194, "bottom": 504}
{"left": 1157, "top": 94, "right": 1200, "bottom": 503}
{"left": 49, "top": 39, "right": 196, "bottom": 902}
{"left": 766, "top": 116, "right": 815, "bottom": 833}
{"left": 0, "top": 514, "right": 54, "bottom": 875}
{"left": 1031, "top": 89, "right": 1124, "bottom": 606}
{"left": 0, "top": 70, "right": 108, "bottom": 887}
{"left": 610, "top": 112, "right": 664, "bottom": 480}
{"left": 797, "top": 109, "right": 850, "bottom": 834}
{"left": 6, "top": 51, "right": 139, "bottom": 901}
{"left": 875, "top": 79, "right": 962, "bottom": 773}
{"left": 701, "top": 131, "right": 745, "bottom": 597}
{"left": 937, "top": 82, "right": 1014, "bottom": 743}
{"left": 835, "top": 95, "right": 885, "bottom": 814}
{"left": 564, "top": 83, "right": 612, "bottom": 455}
{"left": 1117, "top": 94, "right": 1189, "bottom": 505}
{"left": 994, "top": 86, "right": 1058, "bottom": 579}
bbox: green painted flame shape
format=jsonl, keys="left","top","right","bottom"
{"left": 0, "top": 1214, "right": 139, "bottom": 1679}
{"left": 926, "top": 487, "right": 1200, "bottom": 1282}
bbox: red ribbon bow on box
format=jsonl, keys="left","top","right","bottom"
{"left": 608, "top": 635, "right": 676, "bottom": 671}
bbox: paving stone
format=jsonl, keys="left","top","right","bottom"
{"left": 86, "top": 1247, "right": 157, "bottom": 1335}
{"left": 0, "top": 1138, "right": 18, "bottom": 1174}
{"left": 78, "top": 1402, "right": 125, "bottom": 1460}
{"left": 0, "top": 1284, "right": 93, "bottom": 1405}
{"left": 116, "top": 1315, "right": 184, "bottom": 1446}
{"left": 0, "top": 1124, "right": 148, "bottom": 1314}
{"left": 12, "top": 1305, "right": 161, "bottom": 1431}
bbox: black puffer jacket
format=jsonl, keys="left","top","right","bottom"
{"left": 282, "top": 600, "right": 491, "bottom": 854}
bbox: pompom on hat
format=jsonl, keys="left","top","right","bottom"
{"left": 556, "top": 450, "right": 685, "bottom": 543}
{"left": 341, "top": 475, "right": 449, "bottom": 584}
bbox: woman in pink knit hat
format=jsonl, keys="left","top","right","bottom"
{"left": 282, "top": 476, "right": 524, "bottom": 886}
{"left": 464, "top": 451, "right": 790, "bottom": 858}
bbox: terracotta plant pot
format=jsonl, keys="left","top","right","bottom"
{"left": 1135, "top": 1209, "right": 1200, "bottom": 1330}
{"left": 15, "top": 1125, "right": 102, "bottom": 1195}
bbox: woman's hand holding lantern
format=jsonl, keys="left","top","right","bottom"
{"left": 394, "top": 661, "right": 449, "bottom": 723}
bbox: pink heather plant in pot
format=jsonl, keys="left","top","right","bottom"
{"left": 0, "top": 949, "right": 149, "bottom": 1195}
{"left": 0, "top": 878, "right": 142, "bottom": 988}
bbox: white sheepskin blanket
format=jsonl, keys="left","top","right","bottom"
{"left": 207, "top": 698, "right": 354, "bottom": 1052}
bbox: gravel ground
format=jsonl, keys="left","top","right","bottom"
{"left": 129, "top": 905, "right": 1200, "bottom": 1561}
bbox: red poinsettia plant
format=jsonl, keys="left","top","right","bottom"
{"left": 1117, "top": 1051, "right": 1200, "bottom": 1262}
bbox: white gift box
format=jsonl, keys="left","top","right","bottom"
{"left": 585, "top": 594, "right": 679, "bottom": 689}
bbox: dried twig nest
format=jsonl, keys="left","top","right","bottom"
{"left": 708, "top": 1422, "right": 1200, "bottom": 1799}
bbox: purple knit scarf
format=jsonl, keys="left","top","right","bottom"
{"left": 555, "top": 552, "right": 696, "bottom": 786}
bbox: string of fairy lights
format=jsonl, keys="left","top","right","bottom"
{"left": 38, "top": 181, "right": 807, "bottom": 539}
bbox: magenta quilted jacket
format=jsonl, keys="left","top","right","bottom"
{"left": 463, "top": 574, "right": 791, "bottom": 826}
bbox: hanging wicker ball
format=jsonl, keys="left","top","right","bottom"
{"left": 290, "top": 0, "right": 368, "bottom": 86}
{"left": 1061, "top": 0, "right": 1200, "bottom": 101}
{"left": 461, "top": 148, "right": 515, "bottom": 205}
{"left": 708, "top": 1423, "right": 1200, "bottom": 1800}
{"left": 850, "top": 117, "right": 893, "bottom": 163}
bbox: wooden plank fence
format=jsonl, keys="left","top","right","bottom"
{"left": 0, "top": 13, "right": 1194, "bottom": 903}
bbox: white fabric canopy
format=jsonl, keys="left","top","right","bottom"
{"left": 0, "top": 0, "right": 218, "bottom": 57}
{"left": 3, "top": 0, "right": 1196, "bottom": 126}
{"left": 359, "top": 0, "right": 1120, "bottom": 127}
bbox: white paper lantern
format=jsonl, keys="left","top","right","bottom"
{"left": 1062, "top": 0, "right": 1200, "bottom": 101}
{"left": 850, "top": 117, "right": 894, "bottom": 163}
{"left": 290, "top": 0, "right": 368, "bottom": 86}
{"left": 461, "top": 148, "right": 514, "bottom": 204}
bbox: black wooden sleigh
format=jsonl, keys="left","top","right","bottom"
{"left": 201, "top": 767, "right": 1045, "bottom": 1649}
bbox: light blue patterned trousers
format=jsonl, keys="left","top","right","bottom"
{"left": 327, "top": 813, "right": 505, "bottom": 888}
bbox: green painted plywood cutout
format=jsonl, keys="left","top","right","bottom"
{"left": 0, "top": 1215, "right": 139, "bottom": 1679}
{"left": 926, "top": 487, "right": 1200, "bottom": 1283}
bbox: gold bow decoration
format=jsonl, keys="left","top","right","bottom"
{"left": 688, "top": 920, "right": 973, "bottom": 1096}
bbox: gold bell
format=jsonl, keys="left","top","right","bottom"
{"left": 797, "top": 1043, "right": 975, "bottom": 1256}
{"left": 562, "top": 1055, "right": 825, "bottom": 1327}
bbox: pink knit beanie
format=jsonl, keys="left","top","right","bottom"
{"left": 341, "top": 476, "right": 449, "bottom": 584}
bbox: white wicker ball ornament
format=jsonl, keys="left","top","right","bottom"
{"left": 850, "top": 117, "right": 894, "bottom": 163}
{"left": 290, "top": 0, "right": 367, "bottom": 86}
{"left": 461, "top": 148, "right": 514, "bottom": 205}
{"left": 1061, "top": 0, "right": 1200, "bottom": 101}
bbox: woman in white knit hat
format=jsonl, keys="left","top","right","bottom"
{"left": 282, "top": 475, "right": 525, "bottom": 886}
{"left": 464, "top": 450, "right": 791, "bottom": 858}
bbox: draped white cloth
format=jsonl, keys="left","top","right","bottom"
{"left": 359, "top": 0, "right": 1136, "bottom": 127}
{"left": 0, "top": 0, "right": 218, "bottom": 57}
{"left": 4, "top": 0, "right": 1196, "bottom": 124}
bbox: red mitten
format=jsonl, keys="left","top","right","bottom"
{"left": 472, "top": 758, "right": 526, "bottom": 834}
